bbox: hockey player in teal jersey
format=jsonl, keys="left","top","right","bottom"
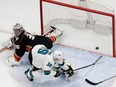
{"left": 24, "top": 45, "right": 77, "bottom": 81}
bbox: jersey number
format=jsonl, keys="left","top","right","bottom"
{"left": 26, "top": 33, "right": 35, "bottom": 40}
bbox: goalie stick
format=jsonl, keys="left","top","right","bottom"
{"left": 0, "top": 47, "right": 9, "bottom": 53}
{"left": 74, "top": 55, "right": 102, "bottom": 71}
{"left": 85, "top": 75, "right": 116, "bottom": 85}
{"left": 0, "top": 29, "right": 12, "bottom": 34}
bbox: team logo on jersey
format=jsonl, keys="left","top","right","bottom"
{"left": 46, "top": 62, "right": 52, "bottom": 67}
{"left": 37, "top": 47, "right": 49, "bottom": 55}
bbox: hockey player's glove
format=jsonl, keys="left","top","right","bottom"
{"left": 54, "top": 68, "right": 61, "bottom": 78}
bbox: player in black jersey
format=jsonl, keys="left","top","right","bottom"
{"left": 4, "top": 23, "right": 63, "bottom": 66}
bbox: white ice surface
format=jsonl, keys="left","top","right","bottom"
{"left": 1, "top": 44, "right": 116, "bottom": 87}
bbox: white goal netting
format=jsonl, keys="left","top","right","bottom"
{"left": 40, "top": 0, "right": 116, "bottom": 57}
{"left": 41, "top": 0, "right": 114, "bottom": 34}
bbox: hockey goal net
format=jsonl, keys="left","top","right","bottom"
{"left": 40, "top": 0, "right": 116, "bottom": 57}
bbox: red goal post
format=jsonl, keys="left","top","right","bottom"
{"left": 40, "top": 0, "right": 116, "bottom": 57}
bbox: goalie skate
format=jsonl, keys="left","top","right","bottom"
{"left": 45, "top": 26, "right": 63, "bottom": 37}
{"left": 43, "top": 26, "right": 56, "bottom": 36}
{"left": 65, "top": 70, "right": 78, "bottom": 81}
{"left": 50, "top": 26, "right": 63, "bottom": 37}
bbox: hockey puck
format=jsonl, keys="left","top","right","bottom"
{"left": 95, "top": 47, "right": 99, "bottom": 50}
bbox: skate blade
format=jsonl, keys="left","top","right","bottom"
{"left": 67, "top": 71, "right": 78, "bottom": 81}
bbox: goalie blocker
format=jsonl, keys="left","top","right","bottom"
{"left": 24, "top": 45, "right": 77, "bottom": 81}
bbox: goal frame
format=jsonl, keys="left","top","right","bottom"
{"left": 40, "top": 0, "right": 116, "bottom": 57}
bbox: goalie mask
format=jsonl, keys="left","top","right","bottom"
{"left": 13, "top": 23, "right": 25, "bottom": 36}
{"left": 53, "top": 50, "right": 64, "bottom": 60}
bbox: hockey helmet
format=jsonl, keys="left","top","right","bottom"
{"left": 13, "top": 23, "right": 25, "bottom": 36}
{"left": 53, "top": 50, "right": 64, "bottom": 59}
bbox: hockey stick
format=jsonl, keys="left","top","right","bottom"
{"left": 0, "top": 29, "right": 12, "bottom": 34}
{"left": 74, "top": 55, "right": 102, "bottom": 71}
{"left": 85, "top": 75, "right": 116, "bottom": 85}
{"left": 0, "top": 47, "right": 9, "bottom": 53}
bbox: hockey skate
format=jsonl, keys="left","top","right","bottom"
{"left": 6, "top": 56, "right": 20, "bottom": 67}
{"left": 65, "top": 70, "right": 78, "bottom": 81}
{"left": 43, "top": 25, "right": 57, "bottom": 36}
{"left": 64, "top": 65, "right": 78, "bottom": 81}
{"left": 24, "top": 69, "right": 34, "bottom": 81}
{"left": 45, "top": 26, "right": 63, "bottom": 38}
{"left": 50, "top": 26, "right": 63, "bottom": 37}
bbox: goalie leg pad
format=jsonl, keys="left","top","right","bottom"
{"left": 51, "top": 26, "right": 64, "bottom": 37}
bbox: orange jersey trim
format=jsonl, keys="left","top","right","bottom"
{"left": 14, "top": 53, "right": 21, "bottom": 61}
{"left": 49, "top": 36, "right": 56, "bottom": 43}
{"left": 26, "top": 45, "right": 32, "bottom": 51}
